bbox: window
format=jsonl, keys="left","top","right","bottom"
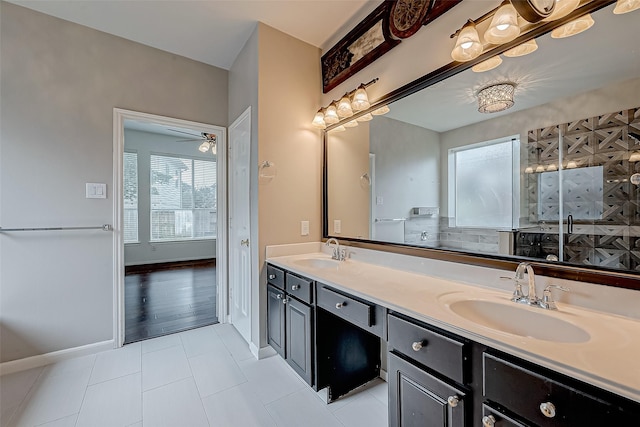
{"left": 449, "top": 137, "right": 518, "bottom": 229}
{"left": 150, "top": 154, "right": 217, "bottom": 241}
{"left": 123, "top": 151, "right": 139, "bottom": 243}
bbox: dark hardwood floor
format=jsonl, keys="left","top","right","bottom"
{"left": 124, "top": 260, "right": 218, "bottom": 344}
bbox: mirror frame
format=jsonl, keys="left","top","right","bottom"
{"left": 322, "top": 0, "right": 640, "bottom": 291}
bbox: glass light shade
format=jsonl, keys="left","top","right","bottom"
{"left": 451, "top": 20, "right": 483, "bottom": 62}
{"left": 565, "top": 160, "right": 578, "bottom": 168}
{"left": 477, "top": 83, "right": 515, "bottom": 114}
{"left": 524, "top": 166, "right": 534, "bottom": 173}
{"left": 544, "top": 0, "right": 580, "bottom": 21}
{"left": 344, "top": 120, "right": 358, "bottom": 128}
{"left": 356, "top": 113, "right": 373, "bottom": 122}
{"left": 337, "top": 96, "right": 354, "bottom": 118}
{"left": 629, "top": 151, "right": 640, "bottom": 162}
{"left": 311, "top": 110, "right": 326, "bottom": 129}
{"left": 535, "top": 165, "right": 546, "bottom": 173}
{"left": 503, "top": 39, "right": 539, "bottom": 57}
{"left": 199, "top": 141, "right": 210, "bottom": 153}
{"left": 551, "top": 14, "right": 594, "bottom": 38}
{"left": 324, "top": 104, "right": 340, "bottom": 124}
{"left": 614, "top": 0, "right": 640, "bottom": 14}
{"left": 351, "top": 85, "right": 370, "bottom": 111}
{"left": 472, "top": 56, "right": 503, "bottom": 73}
{"left": 210, "top": 143, "right": 217, "bottom": 155}
{"left": 546, "top": 163, "right": 558, "bottom": 171}
{"left": 329, "top": 125, "right": 346, "bottom": 132}
{"left": 484, "top": 2, "right": 521, "bottom": 44}
{"left": 372, "top": 105, "right": 390, "bottom": 115}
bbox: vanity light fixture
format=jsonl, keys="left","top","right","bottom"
{"left": 356, "top": 113, "right": 374, "bottom": 122}
{"left": 524, "top": 166, "right": 535, "bottom": 173}
{"left": 484, "top": 1, "right": 521, "bottom": 44}
{"left": 503, "top": 39, "right": 539, "bottom": 57}
{"left": 477, "top": 83, "right": 516, "bottom": 113}
{"left": 451, "top": 20, "right": 483, "bottom": 62}
{"left": 546, "top": 163, "right": 558, "bottom": 171}
{"left": 535, "top": 164, "right": 546, "bottom": 173}
{"left": 565, "top": 160, "right": 578, "bottom": 168}
{"left": 371, "top": 105, "right": 390, "bottom": 115}
{"left": 344, "top": 120, "right": 359, "bottom": 128}
{"left": 551, "top": 13, "right": 594, "bottom": 38}
{"left": 329, "top": 125, "right": 346, "bottom": 132}
{"left": 629, "top": 151, "right": 640, "bottom": 162}
{"left": 614, "top": 0, "right": 640, "bottom": 14}
{"left": 544, "top": 0, "right": 580, "bottom": 21}
{"left": 311, "top": 78, "right": 378, "bottom": 129}
{"left": 472, "top": 55, "right": 503, "bottom": 72}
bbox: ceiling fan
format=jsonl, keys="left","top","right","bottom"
{"left": 169, "top": 128, "right": 217, "bottom": 154}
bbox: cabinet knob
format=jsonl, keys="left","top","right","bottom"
{"left": 291, "top": 285, "right": 300, "bottom": 290}
{"left": 282, "top": 298, "right": 288, "bottom": 305}
{"left": 447, "top": 395, "right": 460, "bottom": 407}
{"left": 336, "top": 302, "right": 345, "bottom": 309}
{"left": 540, "top": 402, "right": 556, "bottom": 418}
{"left": 482, "top": 415, "right": 496, "bottom": 427}
{"left": 411, "top": 341, "right": 425, "bottom": 352}
{"left": 276, "top": 294, "right": 282, "bottom": 300}
{"left": 268, "top": 274, "right": 276, "bottom": 280}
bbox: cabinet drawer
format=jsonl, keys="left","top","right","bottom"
{"left": 482, "top": 403, "right": 529, "bottom": 427}
{"left": 286, "top": 273, "right": 313, "bottom": 304}
{"left": 267, "top": 265, "right": 285, "bottom": 290}
{"left": 483, "top": 353, "right": 624, "bottom": 426}
{"left": 316, "top": 284, "right": 372, "bottom": 330}
{"left": 388, "top": 314, "right": 467, "bottom": 384}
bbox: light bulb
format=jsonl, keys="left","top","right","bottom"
{"left": 484, "top": 1, "right": 521, "bottom": 44}
{"left": 311, "top": 110, "right": 326, "bottom": 129}
{"left": 351, "top": 85, "right": 370, "bottom": 111}
{"left": 451, "top": 20, "right": 483, "bottom": 62}
{"left": 337, "top": 96, "right": 354, "bottom": 118}
{"left": 324, "top": 103, "right": 340, "bottom": 124}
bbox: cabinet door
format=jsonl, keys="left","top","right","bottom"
{"left": 286, "top": 297, "right": 313, "bottom": 386}
{"left": 389, "top": 353, "right": 466, "bottom": 427}
{"left": 267, "top": 284, "right": 286, "bottom": 358}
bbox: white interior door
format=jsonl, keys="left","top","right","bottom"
{"left": 228, "top": 107, "right": 252, "bottom": 343}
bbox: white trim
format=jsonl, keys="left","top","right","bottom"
{"left": 216, "top": 115, "right": 229, "bottom": 327}
{"left": 113, "top": 108, "right": 226, "bottom": 346}
{"left": 250, "top": 343, "right": 277, "bottom": 360}
{"left": 0, "top": 340, "right": 114, "bottom": 376}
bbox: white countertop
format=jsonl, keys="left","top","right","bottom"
{"left": 266, "top": 247, "right": 640, "bottom": 404}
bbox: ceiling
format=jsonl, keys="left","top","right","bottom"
{"left": 8, "top": 0, "right": 377, "bottom": 70}
{"left": 386, "top": 3, "right": 640, "bottom": 132}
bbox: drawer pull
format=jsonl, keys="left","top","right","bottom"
{"left": 291, "top": 285, "right": 300, "bottom": 290}
{"left": 336, "top": 302, "right": 346, "bottom": 309}
{"left": 268, "top": 274, "right": 276, "bottom": 280}
{"left": 447, "top": 395, "right": 460, "bottom": 407}
{"left": 540, "top": 402, "right": 556, "bottom": 418}
{"left": 411, "top": 340, "right": 425, "bottom": 352}
{"left": 482, "top": 415, "right": 496, "bottom": 427}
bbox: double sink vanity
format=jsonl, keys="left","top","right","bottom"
{"left": 265, "top": 242, "right": 640, "bottom": 426}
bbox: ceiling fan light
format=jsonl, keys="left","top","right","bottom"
{"left": 351, "top": 85, "right": 371, "bottom": 111}
{"left": 551, "top": 14, "right": 594, "bottom": 39}
{"left": 337, "top": 96, "right": 354, "bottom": 118}
{"left": 451, "top": 20, "right": 483, "bottom": 62}
{"left": 613, "top": 0, "right": 640, "bottom": 14}
{"left": 503, "top": 39, "right": 539, "bottom": 57}
{"left": 544, "top": 0, "right": 580, "bottom": 21}
{"left": 311, "top": 110, "right": 326, "bottom": 129}
{"left": 484, "top": 1, "right": 521, "bottom": 44}
{"left": 324, "top": 103, "right": 340, "bottom": 124}
{"left": 472, "top": 56, "right": 503, "bottom": 73}
{"left": 199, "top": 141, "right": 210, "bottom": 153}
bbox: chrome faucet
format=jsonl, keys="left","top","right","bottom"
{"left": 515, "top": 262, "right": 538, "bottom": 305}
{"left": 325, "top": 238, "right": 346, "bottom": 261}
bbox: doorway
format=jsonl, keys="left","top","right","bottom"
{"left": 113, "top": 109, "right": 227, "bottom": 347}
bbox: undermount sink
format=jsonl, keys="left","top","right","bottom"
{"left": 441, "top": 296, "right": 590, "bottom": 343}
{"left": 293, "top": 258, "right": 341, "bottom": 270}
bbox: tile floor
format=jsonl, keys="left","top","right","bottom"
{"left": 1, "top": 324, "right": 388, "bottom": 427}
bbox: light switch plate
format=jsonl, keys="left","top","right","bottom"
{"left": 301, "top": 220, "right": 309, "bottom": 236}
{"left": 86, "top": 183, "right": 107, "bottom": 199}
{"left": 376, "top": 196, "right": 384, "bottom": 205}
{"left": 334, "top": 220, "right": 341, "bottom": 234}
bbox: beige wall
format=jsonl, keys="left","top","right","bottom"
{"left": 0, "top": 2, "right": 228, "bottom": 362}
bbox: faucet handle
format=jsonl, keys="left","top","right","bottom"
{"left": 540, "top": 285, "right": 570, "bottom": 310}
{"left": 500, "top": 276, "right": 526, "bottom": 302}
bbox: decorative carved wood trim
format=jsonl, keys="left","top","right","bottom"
{"left": 321, "top": 0, "right": 462, "bottom": 93}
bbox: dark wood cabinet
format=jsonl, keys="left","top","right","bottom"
{"left": 285, "top": 296, "right": 313, "bottom": 385}
{"left": 266, "top": 284, "right": 286, "bottom": 358}
{"left": 389, "top": 353, "right": 466, "bottom": 427}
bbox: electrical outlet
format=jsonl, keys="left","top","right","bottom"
{"left": 376, "top": 196, "right": 383, "bottom": 205}
{"left": 334, "top": 220, "right": 341, "bottom": 234}
{"left": 301, "top": 220, "right": 309, "bottom": 236}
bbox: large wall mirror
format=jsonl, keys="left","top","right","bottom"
{"left": 324, "top": 0, "right": 640, "bottom": 288}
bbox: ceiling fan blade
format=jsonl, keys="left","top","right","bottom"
{"left": 168, "top": 128, "right": 201, "bottom": 137}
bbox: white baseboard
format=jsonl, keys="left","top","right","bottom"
{"left": 249, "top": 343, "right": 277, "bottom": 360}
{"left": 0, "top": 340, "right": 114, "bottom": 376}
{"left": 379, "top": 369, "right": 388, "bottom": 382}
